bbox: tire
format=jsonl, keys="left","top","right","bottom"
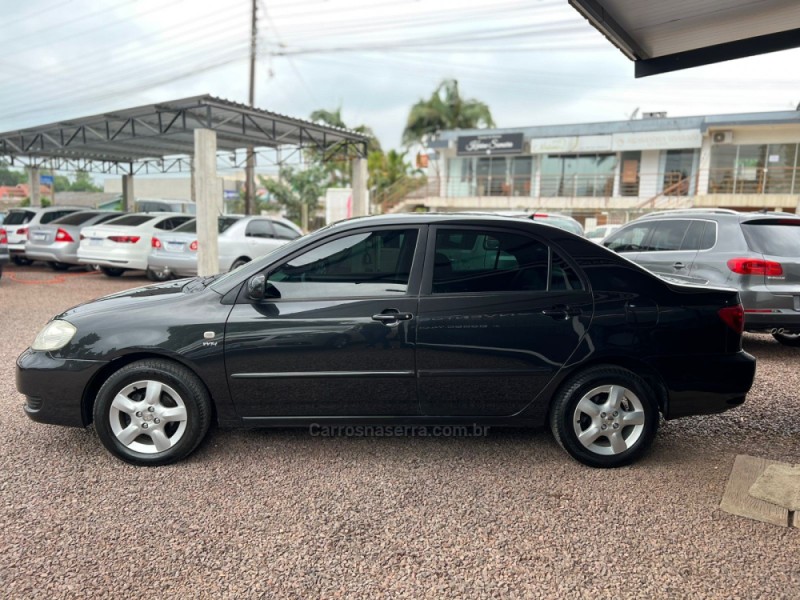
{"left": 49, "top": 262, "right": 70, "bottom": 271}
{"left": 230, "top": 257, "right": 250, "bottom": 271}
{"left": 146, "top": 267, "right": 171, "bottom": 282}
{"left": 100, "top": 266, "right": 125, "bottom": 277}
{"left": 12, "top": 256, "right": 32, "bottom": 266}
{"left": 773, "top": 332, "right": 800, "bottom": 347}
{"left": 93, "top": 359, "right": 212, "bottom": 466}
{"left": 549, "top": 365, "right": 659, "bottom": 468}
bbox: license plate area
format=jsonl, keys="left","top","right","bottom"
{"left": 89, "top": 237, "right": 104, "bottom": 246}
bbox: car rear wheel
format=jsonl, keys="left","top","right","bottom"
{"left": 12, "top": 256, "right": 32, "bottom": 266}
{"left": 93, "top": 359, "right": 212, "bottom": 466}
{"left": 549, "top": 366, "right": 659, "bottom": 468}
{"left": 146, "top": 267, "right": 171, "bottom": 282}
{"left": 49, "top": 262, "right": 70, "bottom": 271}
{"left": 773, "top": 332, "right": 800, "bottom": 347}
{"left": 100, "top": 267, "right": 125, "bottom": 277}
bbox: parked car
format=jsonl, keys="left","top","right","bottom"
{"left": 25, "top": 210, "right": 122, "bottom": 270}
{"left": 2, "top": 206, "right": 87, "bottom": 265}
{"left": 524, "top": 212, "right": 585, "bottom": 236}
{"left": 0, "top": 210, "right": 6, "bottom": 225}
{"left": 603, "top": 209, "right": 800, "bottom": 346}
{"left": 77, "top": 212, "right": 193, "bottom": 277}
{"left": 19, "top": 214, "right": 755, "bottom": 468}
{"left": 147, "top": 215, "right": 303, "bottom": 281}
{"left": 135, "top": 198, "right": 196, "bottom": 215}
{"left": 586, "top": 224, "right": 620, "bottom": 242}
{"left": 0, "top": 225, "right": 8, "bottom": 279}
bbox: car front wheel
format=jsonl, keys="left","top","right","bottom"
{"left": 549, "top": 366, "right": 659, "bottom": 468}
{"left": 93, "top": 359, "right": 212, "bottom": 466}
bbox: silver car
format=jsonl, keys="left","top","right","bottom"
{"left": 26, "top": 210, "right": 122, "bottom": 270}
{"left": 0, "top": 226, "right": 8, "bottom": 280}
{"left": 2, "top": 206, "right": 88, "bottom": 265}
{"left": 604, "top": 209, "right": 800, "bottom": 346}
{"left": 147, "top": 215, "right": 303, "bottom": 280}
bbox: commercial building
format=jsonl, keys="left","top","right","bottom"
{"left": 405, "top": 110, "right": 800, "bottom": 225}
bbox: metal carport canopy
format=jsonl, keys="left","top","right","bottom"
{"left": 0, "top": 94, "right": 369, "bottom": 174}
{"left": 570, "top": 0, "right": 800, "bottom": 77}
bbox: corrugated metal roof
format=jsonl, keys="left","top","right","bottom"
{"left": 570, "top": 0, "right": 800, "bottom": 76}
{"left": 0, "top": 95, "right": 369, "bottom": 168}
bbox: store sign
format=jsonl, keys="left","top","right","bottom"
{"left": 611, "top": 129, "right": 702, "bottom": 151}
{"left": 457, "top": 133, "right": 523, "bottom": 155}
{"left": 529, "top": 135, "right": 612, "bottom": 154}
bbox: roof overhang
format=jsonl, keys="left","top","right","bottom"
{"left": 0, "top": 95, "right": 370, "bottom": 174}
{"left": 570, "top": 0, "right": 800, "bottom": 77}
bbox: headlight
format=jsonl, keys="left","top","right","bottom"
{"left": 32, "top": 320, "right": 77, "bottom": 351}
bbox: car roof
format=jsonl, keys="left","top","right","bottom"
{"left": 322, "top": 212, "right": 583, "bottom": 233}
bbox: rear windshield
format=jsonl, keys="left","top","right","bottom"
{"left": 174, "top": 217, "right": 240, "bottom": 234}
{"left": 4, "top": 210, "right": 35, "bottom": 225}
{"left": 53, "top": 212, "right": 101, "bottom": 225}
{"left": 742, "top": 220, "right": 800, "bottom": 256}
{"left": 105, "top": 215, "right": 155, "bottom": 227}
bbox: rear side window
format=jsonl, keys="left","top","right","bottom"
{"left": 174, "top": 217, "right": 239, "bottom": 234}
{"left": 3, "top": 210, "right": 35, "bottom": 225}
{"left": 432, "top": 228, "right": 583, "bottom": 294}
{"left": 273, "top": 221, "right": 301, "bottom": 240}
{"left": 680, "top": 220, "right": 716, "bottom": 251}
{"left": 647, "top": 220, "right": 690, "bottom": 251}
{"left": 106, "top": 215, "right": 155, "bottom": 227}
{"left": 53, "top": 211, "right": 100, "bottom": 225}
{"left": 246, "top": 220, "right": 275, "bottom": 238}
{"left": 742, "top": 220, "right": 800, "bottom": 256}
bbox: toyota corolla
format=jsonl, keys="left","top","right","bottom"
{"left": 18, "top": 214, "right": 756, "bottom": 468}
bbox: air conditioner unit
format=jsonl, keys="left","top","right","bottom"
{"left": 712, "top": 130, "right": 734, "bottom": 144}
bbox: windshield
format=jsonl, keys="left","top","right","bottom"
{"left": 742, "top": 220, "right": 800, "bottom": 256}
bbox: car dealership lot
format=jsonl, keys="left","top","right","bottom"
{"left": 0, "top": 266, "right": 797, "bottom": 598}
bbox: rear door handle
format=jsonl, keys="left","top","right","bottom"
{"left": 372, "top": 311, "right": 413, "bottom": 324}
{"left": 673, "top": 262, "right": 686, "bottom": 269}
{"left": 542, "top": 305, "right": 581, "bottom": 320}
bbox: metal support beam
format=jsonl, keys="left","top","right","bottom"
{"left": 194, "top": 129, "right": 220, "bottom": 277}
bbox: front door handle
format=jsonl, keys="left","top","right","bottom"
{"left": 673, "top": 262, "right": 686, "bottom": 269}
{"left": 372, "top": 311, "right": 413, "bottom": 324}
{"left": 541, "top": 305, "right": 581, "bottom": 320}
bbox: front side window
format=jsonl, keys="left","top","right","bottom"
{"left": 647, "top": 220, "right": 691, "bottom": 252}
{"left": 267, "top": 229, "right": 419, "bottom": 299}
{"left": 605, "top": 224, "right": 653, "bottom": 253}
{"left": 432, "top": 228, "right": 582, "bottom": 294}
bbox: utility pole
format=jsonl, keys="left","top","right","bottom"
{"left": 244, "top": 0, "right": 257, "bottom": 216}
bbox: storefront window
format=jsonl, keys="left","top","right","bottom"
{"left": 619, "top": 151, "right": 640, "bottom": 196}
{"left": 511, "top": 156, "right": 533, "bottom": 196}
{"left": 540, "top": 153, "right": 616, "bottom": 197}
{"left": 709, "top": 143, "right": 799, "bottom": 194}
{"left": 662, "top": 149, "right": 696, "bottom": 196}
{"left": 476, "top": 156, "right": 508, "bottom": 196}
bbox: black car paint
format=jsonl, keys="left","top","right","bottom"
{"left": 18, "top": 214, "right": 755, "bottom": 431}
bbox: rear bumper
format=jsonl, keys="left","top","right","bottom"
{"left": 742, "top": 311, "right": 800, "bottom": 333}
{"left": 77, "top": 251, "right": 147, "bottom": 270}
{"left": 649, "top": 351, "right": 756, "bottom": 419}
{"left": 8, "top": 242, "right": 26, "bottom": 256}
{"left": 148, "top": 253, "right": 198, "bottom": 277}
{"left": 17, "top": 349, "right": 107, "bottom": 428}
{"left": 26, "top": 242, "right": 78, "bottom": 264}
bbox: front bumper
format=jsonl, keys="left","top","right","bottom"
{"left": 17, "top": 349, "right": 107, "bottom": 428}
{"left": 650, "top": 350, "right": 756, "bottom": 419}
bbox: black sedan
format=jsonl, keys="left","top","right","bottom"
{"left": 18, "top": 214, "right": 756, "bottom": 468}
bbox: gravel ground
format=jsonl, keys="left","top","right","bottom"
{"left": 0, "top": 264, "right": 798, "bottom": 599}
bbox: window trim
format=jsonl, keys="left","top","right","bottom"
{"left": 420, "top": 224, "right": 588, "bottom": 297}
{"left": 236, "top": 224, "right": 428, "bottom": 304}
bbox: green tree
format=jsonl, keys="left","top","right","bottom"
{"left": 309, "top": 107, "right": 382, "bottom": 187}
{"left": 69, "top": 170, "right": 102, "bottom": 192}
{"left": 0, "top": 161, "right": 25, "bottom": 186}
{"left": 368, "top": 149, "right": 417, "bottom": 192}
{"left": 402, "top": 78, "right": 495, "bottom": 146}
{"left": 259, "top": 165, "right": 327, "bottom": 225}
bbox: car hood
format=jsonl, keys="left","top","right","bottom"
{"left": 56, "top": 278, "right": 201, "bottom": 322}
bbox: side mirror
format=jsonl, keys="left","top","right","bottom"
{"left": 247, "top": 274, "right": 266, "bottom": 300}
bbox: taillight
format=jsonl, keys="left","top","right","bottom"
{"left": 108, "top": 235, "right": 140, "bottom": 244}
{"left": 727, "top": 257, "right": 783, "bottom": 277}
{"left": 55, "top": 228, "right": 74, "bottom": 242}
{"left": 718, "top": 304, "right": 745, "bottom": 334}
{"left": 189, "top": 240, "right": 198, "bottom": 251}
{"left": 0, "top": 229, "right": 7, "bottom": 245}
{"left": 152, "top": 237, "right": 162, "bottom": 249}
{"left": 17, "top": 226, "right": 28, "bottom": 238}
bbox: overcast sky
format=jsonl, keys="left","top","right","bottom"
{"left": 2, "top": 0, "right": 800, "bottom": 156}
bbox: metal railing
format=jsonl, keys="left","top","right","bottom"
{"left": 707, "top": 167, "right": 798, "bottom": 195}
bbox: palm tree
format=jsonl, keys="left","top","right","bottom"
{"left": 402, "top": 78, "right": 495, "bottom": 146}
{"left": 308, "top": 107, "right": 382, "bottom": 186}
